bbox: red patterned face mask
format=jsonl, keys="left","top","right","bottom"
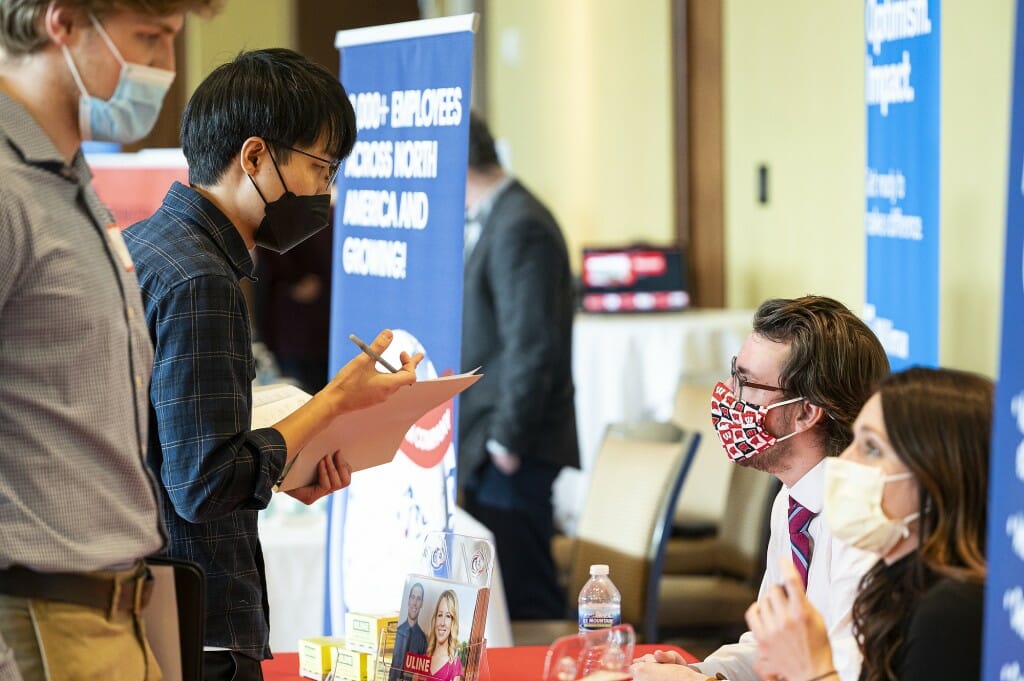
{"left": 710, "top": 382, "right": 805, "bottom": 462}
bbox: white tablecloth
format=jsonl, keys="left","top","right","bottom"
{"left": 259, "top": 497, "right": 513, "bottom": 654}
{"left": 556, "top": 308, "right": 753, "bottom": 533}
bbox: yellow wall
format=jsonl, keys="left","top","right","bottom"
{"left": 723, "top": 1, "right": 866, "bottom": 314}
{"left": 179, "top": 1, "right": 1013, "bottom": 375}
{"left": 484, "top": 0, "right": 675, "bottom": 270}
{"left": 939, "top": 1, "right": 1012, "bottom": 375}
{"left": 184, "top": 0, "right": 295, "bottom": 93}
{"left": 723, "top": 0, "right": 1012, "bottom": 376}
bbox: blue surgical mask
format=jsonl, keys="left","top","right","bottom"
{"left": 60, "top": 14, "right": 175, "bottom": 143}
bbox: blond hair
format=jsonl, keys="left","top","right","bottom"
{"left": 425, "top": 590, "right": 460, "bottom": 661}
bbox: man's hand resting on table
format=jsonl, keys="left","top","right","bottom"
{"left": 634, "top": 651, "right": 690, "bottom": 666}
{"left": 631, "top": 652, "right": 707, "bottom": 681}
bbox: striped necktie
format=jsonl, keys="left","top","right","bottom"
{"left": 788, "top": 496, "right": 816, "bottom": 589}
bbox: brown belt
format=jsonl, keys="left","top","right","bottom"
{"left": 0, "top": 563, "right": 154, "bottom": 617}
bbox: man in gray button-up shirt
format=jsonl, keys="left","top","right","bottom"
{"left": 0, "top": 1, "right": 218, "bottom": 680}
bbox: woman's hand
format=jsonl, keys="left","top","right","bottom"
{"left": 745, "top": 559, "right": 836, "bottom": 681}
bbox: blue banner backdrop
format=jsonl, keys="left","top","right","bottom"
{"left": 323, "top": 15, "right": 475, "bottom": 635}
{"left": 982, "top": 0, "right": 1024, "bottom": 675}
{"left": 864, "top": 0, "right": 940, "bottom": 370}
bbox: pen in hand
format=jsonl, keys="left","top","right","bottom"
{"left": 348, "top": 333, "right": 400, "bottom": 373}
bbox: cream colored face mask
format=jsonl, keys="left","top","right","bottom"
{"left": 823, "top": 457, "right": 919, "bottom": 556}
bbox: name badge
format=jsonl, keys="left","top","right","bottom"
{"left": 105, "top": 224, "right": 135, "bottom": 273}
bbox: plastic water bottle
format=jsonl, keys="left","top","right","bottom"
{"left": 578, "top": 564, "right": 621, "bottom": 632}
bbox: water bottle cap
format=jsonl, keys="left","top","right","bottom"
{"left": 589, "top": 564, "right": 609, "bottom": 576}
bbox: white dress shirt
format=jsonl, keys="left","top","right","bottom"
{"left": 693, "top": 458, "right": 877, "bottom": 681}
{"left": 464, "top": 174, "right": 514, "bottom": 261}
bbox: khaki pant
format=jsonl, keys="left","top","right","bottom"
{"left": 0, "top": 594, "right": 161, "bottom": 681}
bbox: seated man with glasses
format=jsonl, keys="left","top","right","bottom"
{"left": 632, "top": 296, "right": 889, "bottom": 681}
{"left": 123, "top": 48, "right": 422, "bottom": 681}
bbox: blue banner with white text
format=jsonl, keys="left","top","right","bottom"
{"left": 323, "top": 16, "right": 474, "bottom": 635}
{"left": 864, "top": 0, "right": 940, "bottom": 370}
{"left": 982, "top": 1, "right": 1024, "bottom": 676}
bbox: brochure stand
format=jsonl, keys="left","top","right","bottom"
{"left": 541, "top": 624, "right": 636, "bottom": 681}
{"left": 337, "top": 532, "right": 494, "bottom": 681}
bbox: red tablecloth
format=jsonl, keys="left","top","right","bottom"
{"left": 262, "top": 644, "right": 697, "bottom": 681}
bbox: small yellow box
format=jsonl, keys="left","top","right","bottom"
{"left": 344, "top": 612, "right": 398, "bottom": 652}
{"left": 333, "top": 648, "right": 372, "bottom": 681}
{"left": 297, "top": 636, "right": 345, "bottom": 679}
{"left": 298, "top": 670, "right": 330, "bottom": 681}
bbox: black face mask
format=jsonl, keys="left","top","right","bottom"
{"left": 248, "top": 148, "right": 331, "bottom": 253}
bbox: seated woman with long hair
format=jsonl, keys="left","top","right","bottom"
{"left": 745, "top": 366, "right": 991, "bottom": 681}
{"left": 427, "top": 589, "right": 463, "bottom": 681}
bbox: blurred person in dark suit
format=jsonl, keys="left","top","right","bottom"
{"left": 459, "top": 112, "right": 580, "bottom": 620}
{"left": 255, "top": 223, "right": 333, "bottom": 393}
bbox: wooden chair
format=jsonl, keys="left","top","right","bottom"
{"left": 514, "top": 421, "right": 699, "bottom": 645}
{"left": 663, "top": 466, "right": 776, "bottom": 578}
{"left": 657, "top": 472, "right": 780, "bottom": 638}
{"left": 667, "top": 382, "right": 733, "bottom": 537}
{"left": 656, "top": 379, "right": 780, "bottom": 639}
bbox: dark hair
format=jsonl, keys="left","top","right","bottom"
{"left": 0, "top": 0, "right": 220, "bottom": 56}
{"left": 181, "top": 48, "right": 356, "bottom": 186}
{"left": 852, "top": 367, "right": 991, "bottom": 681}
{"left": 752, "top": 295, "right": 890, "bottom": 455}
{"left": 467, "top": 111, "right": 500, "bottom": 171}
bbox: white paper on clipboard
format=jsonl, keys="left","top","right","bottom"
{"left": 253, "top": 369, "right": 481, "bottom": 491}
